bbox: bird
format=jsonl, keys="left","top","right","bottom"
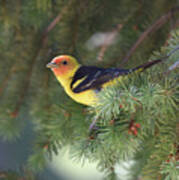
{"left": 46, "top": 55, "right": 162, "bottom": 106}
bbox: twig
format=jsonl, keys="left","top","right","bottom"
{"left": 166, "top": 46, "right": 179, "bottom": 58}
{"left": 43, "top": 0, "right": 72, "bottom": 36}
{"left": 89, "top": 116, "right": 98, "bottom": 131}
{"left": 163, "top": 60, "right": 179, "bottom": 76}
{"left": 120, "top": 6, "right": 179, "bottom": 66}
{"left": 97, "top": 24, "right": 123, "bottom": 61}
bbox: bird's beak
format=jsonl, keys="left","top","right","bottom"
{"left": 46, "top": 62, "right": 58, "bottom": 68}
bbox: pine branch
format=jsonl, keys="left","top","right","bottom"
{"left": 11, "top": 1, "right": 73, "bottom": 117}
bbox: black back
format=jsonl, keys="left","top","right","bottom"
{"left": 70, "top": 66, "right": 129, "bottom": 93}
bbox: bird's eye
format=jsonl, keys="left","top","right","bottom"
{"left": 62, "top": 60, "right": 68, "bottom": 65}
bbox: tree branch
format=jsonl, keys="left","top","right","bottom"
{"left": 120, "top": 6, "right": 179, "bottom": 66}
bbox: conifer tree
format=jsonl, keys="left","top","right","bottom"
{"left": 0, "top": 0, "right": 178, "bottom": 179}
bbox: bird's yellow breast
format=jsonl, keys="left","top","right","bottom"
{"left": 56, "top": 76, "right": 97, "bottom": 106}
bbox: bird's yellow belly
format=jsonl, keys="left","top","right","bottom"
{"left": 65, "top": 87, "right": 97, "bottom": 106}
{"left": 57, "top": 75, "right": 123, "bottom": 106}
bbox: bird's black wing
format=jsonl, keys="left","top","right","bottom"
{"left": 70, "top": 66, "right": 129, "bottom": 93}
{"left": 71, "top": 59, "right": 162, "bottom": 93}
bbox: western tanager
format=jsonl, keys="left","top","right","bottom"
{"left": 46, "top": 55, "right": 162, "bottom": 106}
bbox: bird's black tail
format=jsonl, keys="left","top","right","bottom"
{"left": 131, "top": 45, "right": 179, "bottom": 73}
{"left": 132, "top": 58, "right": 163, "bottom": 73}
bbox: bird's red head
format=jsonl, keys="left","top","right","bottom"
{"left": 46, "top": 55, "right": 80, "bottom": 78}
